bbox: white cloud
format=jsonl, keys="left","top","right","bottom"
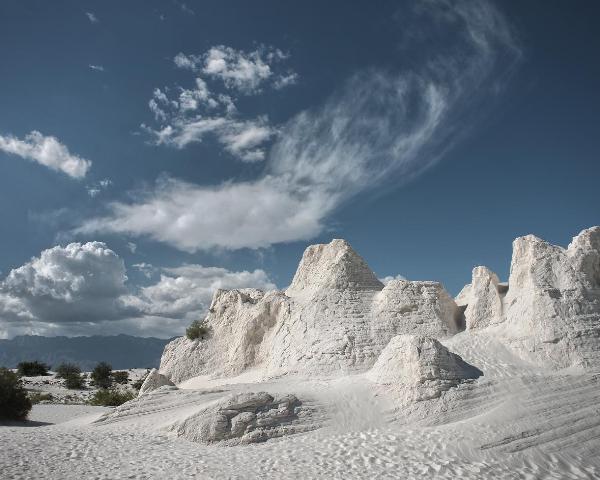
{"left": 87, "top": 178, "right": 112, "bottom": 197}
{"left": 218, "top": 118, "right": 276, "bottom": 162}
{"left": 380, "top": 274, "right": 407, "bottom": 285}
{"left": 85, "top": 12, "right": 98, "bottom": 23}
{"left": 0, "top": 242, "right": 135, "bottom": 325}
{"left": 0, "top": 244, "right": 276, "bottom": 338}
{"left": 144, "top": 116, "right": 276, "bottom": 162}
{"left": 174, "top": 46, "right": 297, "bottom": 94}
{"left": 144, "top": 45, "right": 295, "bottom": 160}
{"left": 129, "top": 264, "right": 276, "bottom": 320}
{"left": 126, "top": 242, "right": 138, "bottom": 254}
{"left": 77, "top": 176, "right": 324, "bottom": 251}
{"left": 83, "top": 0, "right": 520, "bottom": 252}
{"left": 89, "top": 64, "right": 104, "bottom": 72}
{"left": 273, "top": 72, "right": 299, "bottom": 90}
{"left": 0, "top": 131, "right": 91, "bottom": 178}
{"left": 173, "top": 52, "right": 200, "bottom": 70}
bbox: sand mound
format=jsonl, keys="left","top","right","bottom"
{"left": 368, "top": 334, "right": 482, "bottom": 401}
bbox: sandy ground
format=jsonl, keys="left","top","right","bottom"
{"left": 1, "top": 333, "right": 599, "bottom": 479}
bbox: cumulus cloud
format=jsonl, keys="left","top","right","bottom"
{"left": 174, "top": 46, "right": 295, "bottom": 94}
{"left": 129, "top": 264, "right": 276, "bottom": 320}
{"left": 141, "top": 45, "right": 296, "bottom": 160}
{"left": 0, "top": 242, "right": 135, "bottom": 325}
{"left": 0, "top": 243, "right": 276, "bottom": 338}
{"left": 81, "top": 0, "right": 521, "bottom": 252}
{"left": 89, "top": 64, "right": 104, "bottom": 72}
{"left": 0, "top": 131, "right": 91, "bottom": 178}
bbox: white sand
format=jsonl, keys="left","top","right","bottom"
{"left": 1, "top": 331, "right": 599, "bottom": 479}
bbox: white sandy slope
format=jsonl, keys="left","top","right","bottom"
{"left": 1, "top": 331, "right": 599, "bottom": 479}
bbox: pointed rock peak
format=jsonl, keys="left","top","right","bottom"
{"left": 286, "top": 238, "right": 383, "bottom": 297}
{"left": 568, "top": 226, "right": 600, "bottom": 253}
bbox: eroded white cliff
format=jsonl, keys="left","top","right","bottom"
{"left": 160, "top": 226, "right": 600, "bottom": 384}
{"left": 161, "top": 238, "right": 460, "bottom": 382}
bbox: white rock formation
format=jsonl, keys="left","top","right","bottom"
{"left": 502, "top": 227, "right": 600, "bottom": 369}
{"left": 454, "top": 227, "right": 600, "bottom": 370}
{"left": 159, "top": 226, "right": 600, "bottom": 383}
{"left": 463, "top": 266, "right": 505, "bottom": 330}
{"left": 285, "top": 239, "right": 384, "bottom": 297}
{"left": 368, "top": 334, "right": 482, "bottom": 401}
{"left": 160, "top": 239, "right": 460, "bottom": 382}
{"left": 168, "top": 392, "right": 318, "bottom": 445}
{"left": 138, "top": 368, "right": 175, "bottom": 396}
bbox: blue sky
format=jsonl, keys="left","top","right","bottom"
{"left": 0, "top": 0, "right": 598, "bottom": 338}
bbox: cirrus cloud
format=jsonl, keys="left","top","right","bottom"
{"left": 81, "top": 0, "right": 521, "bottom": 252}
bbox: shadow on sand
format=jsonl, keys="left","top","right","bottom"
{"left": 0, "top": 419, "right": 53, "bottom": 427}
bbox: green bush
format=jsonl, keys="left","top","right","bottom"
{"left": 111, "top": 371, "right": 129, "bottom": 385}
{"left": 64, "top": 373, "right": 86, "bottom": 390}
{"left": 91, "top": 362, "right": 113, "bottom": 389}
{"left": 0, "top": 367, "right": 32, "bottom": 420}
{"left": 186, "top": 320, "right": 210, "bottom": 340}
{"left": 28, "top": 391, "right": 53, "bottom": 404}
{"left": 55, "top": 363, "right": 85, "bottom": 389}
{"left": 89, "top": 388, "right": 135, "bottom": 407}
{"left": 17, "top": 361, "right": 50, "bottom": 376}
{"left": 55, "top": 363, "right": 81, "bottom": 379}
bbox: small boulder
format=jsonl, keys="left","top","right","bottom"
{"left": 138, "top": 369, "right": 176, "bottom": 397}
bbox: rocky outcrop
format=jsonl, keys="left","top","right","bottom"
{"left": 368, "top": 335, "right": 482, "bottom": 401}
{"left": 502, "top": 227, "right": 600, "bottom": 369}
{"left": 168, "top": 392, "right": 319, "bottom": 445}
{"left": 160, "top": 289, "right": 290, "bottom": 382}
{"left": 161, "top": 239, "right": 460, "bottom": 382}
{"left": 453, "top": 227, "right": 600, "bottom": 370}
{"left": 463, "top": 266, "right": 505, "bottom": 330}
{"left": 138, "top": 368, "right": 175, "bottom": 396}
{"left": 159, "top": 226, "right": 600, "bottom": 382}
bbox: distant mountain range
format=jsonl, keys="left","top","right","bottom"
{"left": 0, "top": 335, "right": 175, "bottom": 371}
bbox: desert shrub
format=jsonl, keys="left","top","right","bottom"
{"left": 64, "top": 373, "right": 86, "bottom": 390}
{"left": 111, "top": 371, "right": 129, "bottom": 385}
{"left": 28, "top": 391, "right": 53, "bottom": 404}
{"left": 91, "top": 362, "right": 113, "bottom": 389}
{"left": 17, "top": 361, "right": 50, "bottom": 376}
{"left": 132, "top": 370, "right": 150, "bottom": 390}
{"left": 55, "top": 363, "right": 81, "bottom": 379}
{"left": 186, "top": 320, "right": 210, "bottom": 340}
{"left": 89, "top": 388, "right": 135, "bottom": 407}
{"left": 0, "top": 367, "right": 32, "bottom": 420}
{"left": 55, "top": 363, "right": 85, "bottom": 389}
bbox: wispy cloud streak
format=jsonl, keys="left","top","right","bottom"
{"left": 79, "top": 0, "right": 521, "bottom": 251}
